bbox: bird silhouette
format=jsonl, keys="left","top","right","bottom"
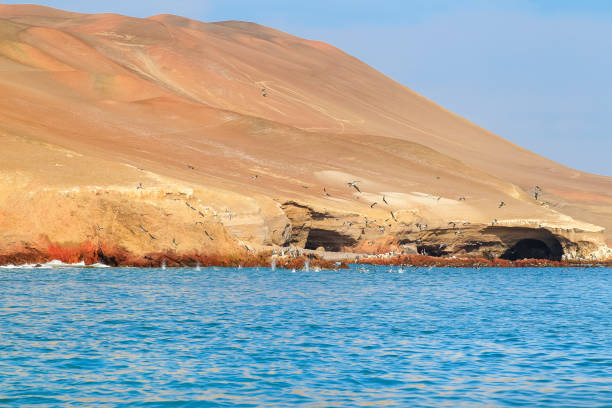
{"left": 347, "top": 181, "right": 361, "bottom": 193}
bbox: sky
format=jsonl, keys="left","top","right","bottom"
{"left": 4, "top": 1, "right": 612, "bottom": 176}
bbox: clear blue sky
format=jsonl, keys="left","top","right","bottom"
{"left": 5, "top": 1, "right": 612, "bottom": 175}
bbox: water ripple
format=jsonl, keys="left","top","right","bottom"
{"left": 0, "top": 266, "right": 610, "bottom": 407}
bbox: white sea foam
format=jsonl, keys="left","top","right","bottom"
{"left": 0, "top": 260, "right": 110, "bottom": 269}
{"left": 0, "top": 263, "right": 38, "bottom": 269}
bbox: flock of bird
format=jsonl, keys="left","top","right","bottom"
{"left": 236, "top": 174, "right": 548, "bottom": 239}
{"left": 95, "top": 179, "right": 223, "bottom": 247}
{"left": 117, "top": 168, "right": 549, "bottom": 249}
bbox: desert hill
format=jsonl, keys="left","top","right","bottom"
{"left": 0, "top": 4, "right": 610, "bottom": 264}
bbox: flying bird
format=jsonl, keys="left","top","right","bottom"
{"left": 323, "top": 188, "right": 330, "bottom": 197}
{"left": 251, "top": 175, "right": 259, "bottom": 180}
{"left": 390, "top": 211, "right": 397, "bottom": 222}
{"left": 347, "top": 181, "right": 361, "bottom": 193}
{"left": 370, "top": 202, "right": 377, "bottom": 208}
{"left": 205, "top": 231, "right": 214, "bottom": 241}
{"left": 382, "top": 196, "right": 389, "bottom": 205}
{"left": 187, "top": 164, "right": 195, "bottom": 170}
{"left": 498, "top": 201, "right": 506, "bottom": 208}
{"left": 172, "top": 238, "right": 178, "bottom": 247}
{"left": 139, "top": 225, "right": 148, "bottom": 233}
{"left": 136, "top": 183, "right": 143, "bottom": 190}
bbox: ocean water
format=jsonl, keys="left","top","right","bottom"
{"left": 0, "top": 266, "right": 610, "bottom": 407}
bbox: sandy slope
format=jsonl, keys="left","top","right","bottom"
{"left": 0, "top": 4, "right": 610, "bottom": 262}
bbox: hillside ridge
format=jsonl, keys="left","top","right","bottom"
{"left": 0, "top": 4, "right": 610, "bottom": 264}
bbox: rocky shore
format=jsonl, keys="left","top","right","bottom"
{"left": 1, "top": 240, "right": 610, "bottom": 269}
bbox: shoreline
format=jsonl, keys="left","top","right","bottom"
{"left": 1, "top": 242, "right": 610, "bottom": 269}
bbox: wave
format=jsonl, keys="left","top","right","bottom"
{"left": 0, "top": 260, "right": 110, "bottom": 269}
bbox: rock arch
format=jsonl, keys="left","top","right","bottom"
{"left": 486, "top": 227, "right": 565, "bottom": 261}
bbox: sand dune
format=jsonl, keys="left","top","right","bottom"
{"left": 0, "top": 4, "right": 610, "bottom": 264}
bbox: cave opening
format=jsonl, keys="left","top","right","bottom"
{"left": 500, "top": 238, "right": 563, "bottom": 261}
{"left": 304, "top": 229, "right": 357, "bottom": 252}
{"left": 416, "top": 244, "right": 449, "bottom": 257}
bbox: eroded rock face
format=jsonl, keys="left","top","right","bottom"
{"left": 0, "top": 178, "right": 608, "bottom": 265}
{"left": 276, "top": 201, "right": 611, "bottom": 261}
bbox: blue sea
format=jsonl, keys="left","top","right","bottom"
{"left": 0, "top": 266, "right": 610, "bottom": 407}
